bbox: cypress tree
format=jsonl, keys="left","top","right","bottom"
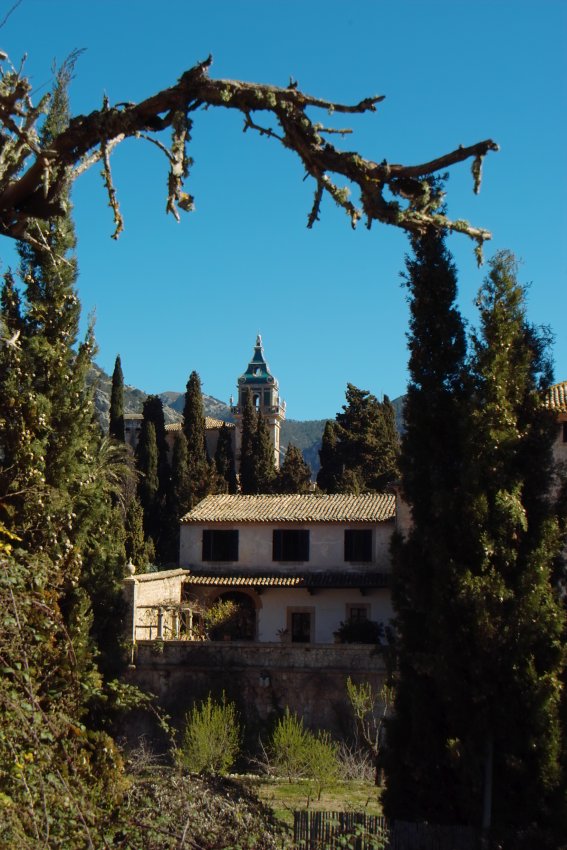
{"left": 109, "top": 354, "right": 125, "bottom": 442}
{"left": 276, "top": 444, "right": 312, "bottom": 493}
{"left": 0, "top": 59, "right": 127, "bottom": 666}
{"left": 384, "top": 236, "right": 566, "bottom": 836}
{"left": 214, "top": 423, "right": 237, "bottom": 494}
{"left": 239, "top": 389, "right": 257, "bottom": 495}
{"left": 124, "top": 495, "right": 153, "bottom": 570}
{"left": 0, "top": 64, "right": 129, "bottom": 821}
{"left": 383, "top": 229, "right": 472, "bottom": 824}
{"left": 317, "top": 420, "right": 342, "bottom": 492}
{"left": 141, "top": 394, "right": 169, "bottom": 493}
{"left": 252, "top": 407, "right": 276, "bottom": 493}
{"left": 163, "top": 431, "right": 192, "bottom": 563}
{"left": 460, "top": 251, "right": 565, "bottom": 829}
{"left": 183, "top": 371, "right": 210, "bottom": 506}
{"left": 136, "top": 419, "right": 160, "bottom": 552}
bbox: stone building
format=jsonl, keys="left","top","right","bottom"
{"left": 123, "top": 491, "right": 400, "bottom": 734}
{"left": 230, "top": 334, "right": 286, "bottom": 470}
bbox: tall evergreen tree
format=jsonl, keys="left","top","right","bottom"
{"left": 316, "top": 420, "right": 342, "bottom": 492}
{"left": 239, "top": 388, "right": 258, "bottom": 495}
{"left": 214, "top": 423, "right": 237, "bottom": 494}
{"left": 109, "top": 354, "right": 125, "bottom": 441}
{"left": 383, "top": 229, "right": 474, "bottom": 824}
{"left": 0, "top": 65, "right": 130, "bottom": 840}
{"left": 252, "top": 407, "right": 276, "bottom": 494}
{"left": 276, "top": 444, "right": 312, "bottom": 493}
{"left": 317, "top": 384, "right": 399, "bottom": 493}
{"left": 136, "top": 419, "right": 160, "bottom": 552}
{"left": 461, "top": 251, "right": 565, "bottom": 829}
{"left": 183, "top": 371, "right": 210, "bottom": 506}
{"left": 163, "top": 431, "right": 192, "bottom": 563}
{"left": 384, "top": 236, "right": 566, "bottom": 835}
{"left": 0, "top": 59, "right": 127, "bottom": 668}
{"left": 141, "top": 394, "right": 169, "bottom": 492}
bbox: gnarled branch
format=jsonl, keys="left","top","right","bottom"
{"left": 0, "top": 53, "right": 498, "bottom": 255}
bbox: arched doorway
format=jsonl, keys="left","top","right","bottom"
{"left": 210, "top": 591, "right": 256, "bottom": 641}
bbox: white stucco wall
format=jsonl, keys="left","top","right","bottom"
{"left": 179, "top": 520, "right": 394, "bottom": 572}
{"left": 255, "top": 586, "right": 393, "bottom": 643}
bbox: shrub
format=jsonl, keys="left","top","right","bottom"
{"left": 305, "top": 730, "right": 340, "bottom": 801}
{"left": 179, "top": 692, "right": 240, "bottom": 775}
{"left": 269, "top": 707, "right": 309, "bottom": 782}
{"left": 268, "top": 708, "right": 340, "bottom": 800}
{"left": 334, "top": 618, "right": 384, "bottom": 644}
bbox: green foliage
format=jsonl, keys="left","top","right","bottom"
{"left": 384, "top": 235, "right": 566, "bottom": 834}
{"left": 0, "top": 63, "right": 128, "bottom": 674}
{"left": 334, "top": 619, "right": 384, "bottom": 644}
{"left": 304, "top": 730, "right": 340, "bottom": 801}
{"left": 183, "top": 370, "right": 212, "bottom": 507}
{"left": 0, "top": 552, "right": 126, "bottom": 849}
{"left": 268, "top": 708, "right": 340, "bottom": 800}
{"left": 239, "top": 388, "right": 258, "bottom": 494}
{"left": 137, "top": 419, "right": 161, "bottom": 545}
{"left": 239, "top": 389, "right": 277, "bottom": 494}
{"left": 276, "top": 443, "right": 313, "bottom": 493}
{"left": 317, "top": 385, "right": 399, "bottom": 493}
{"left": 109, "top": 354, "right": 125, "bottom": 441}
{"left": 179, "top": 692, "right": 241, "bottom": 775}
{"left": 214, "top": 421, "right": 237, "bottom": 493}
{"left": 253, "top": 406, "right": 277, "bottom": 492}
{"left": 270, "top": 707, "right": 310, "bottom": 782}
{"left": 162, "top": 431, "right": 191, "bottom": 563}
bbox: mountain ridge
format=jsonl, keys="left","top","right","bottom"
{"left": 89, "top": 364, "right": 405, "bottom": 476}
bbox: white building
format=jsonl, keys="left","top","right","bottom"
{"left": 178, "top": 492, "right": 396, "bottom": 644}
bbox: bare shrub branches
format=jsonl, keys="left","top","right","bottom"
{"left": 0, "top": 53, "right": 498, "bottom": 255}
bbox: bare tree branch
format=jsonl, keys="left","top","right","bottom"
{"left": 0, "top": 53, "right": 498, "bottom": 256}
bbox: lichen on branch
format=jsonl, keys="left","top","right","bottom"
{"left": 0, "top": 53, "right": 498, "bottom": 256}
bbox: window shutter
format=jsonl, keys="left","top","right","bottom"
{"left": 202, "top": 529, "right": 213, "bottom": 560}
{"left": 273, "top": 530, "right": 283, "bottom": 561}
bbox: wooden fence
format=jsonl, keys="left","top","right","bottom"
{"left": 292, "top": 811, "right": 481, "bottom": 850}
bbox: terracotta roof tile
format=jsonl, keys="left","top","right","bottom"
{"left": 184, "top": 570, "right": 390, "bottom": 588}
{"left": 545, "top": 381, "right": 567, "bottom": 412}
{"left": 181, "top": 493, "right": 395, "bottom": 524}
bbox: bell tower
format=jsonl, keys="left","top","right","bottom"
{"left": 231, "top": 335, "right": 285, "bottom": 470}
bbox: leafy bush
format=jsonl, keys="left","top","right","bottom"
{"left": 269, "top": 707, "right": 310, "bottom": 782}
{"left": 334, "top": 618, "right": 384, "bottom": 644}
{"left": 304, "top": 730, "right": 340, "bottom": 801}
{"left": 179, "top": 692, "right": 240, "bottom": 775}
{"left": 268, "top": 708, "right": 340, "bottom": 800}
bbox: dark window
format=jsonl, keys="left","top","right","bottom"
{"left": 563, "top": 422, "right": 567, "bottom": 443}
{"left": 273, "top": 529, "right": 310, "bottom": 561}
{"left": 348, "top": 606, "right": 369, "bottom": 623}
{"left": 264, "top": 390, "right": 271, "bottom": 407}
{"left": 202, "top": 530, "right": 239, "bottom": 561}
{"left": 291, "top": 612, "right": 311, "bottom": 643}
{"left": 344, "top": 529, "right": 372, "bottom": 562}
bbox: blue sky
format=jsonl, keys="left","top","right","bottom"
{"left": 2, "top": 0, "right": 566, "bottom": 420}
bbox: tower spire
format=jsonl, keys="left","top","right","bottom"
{"left": 231, "top": 335, "right": 285, "bottom": 471}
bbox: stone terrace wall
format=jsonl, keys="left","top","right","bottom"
{"left": 126, "top": 642, "right": 387, "bottom": 742}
